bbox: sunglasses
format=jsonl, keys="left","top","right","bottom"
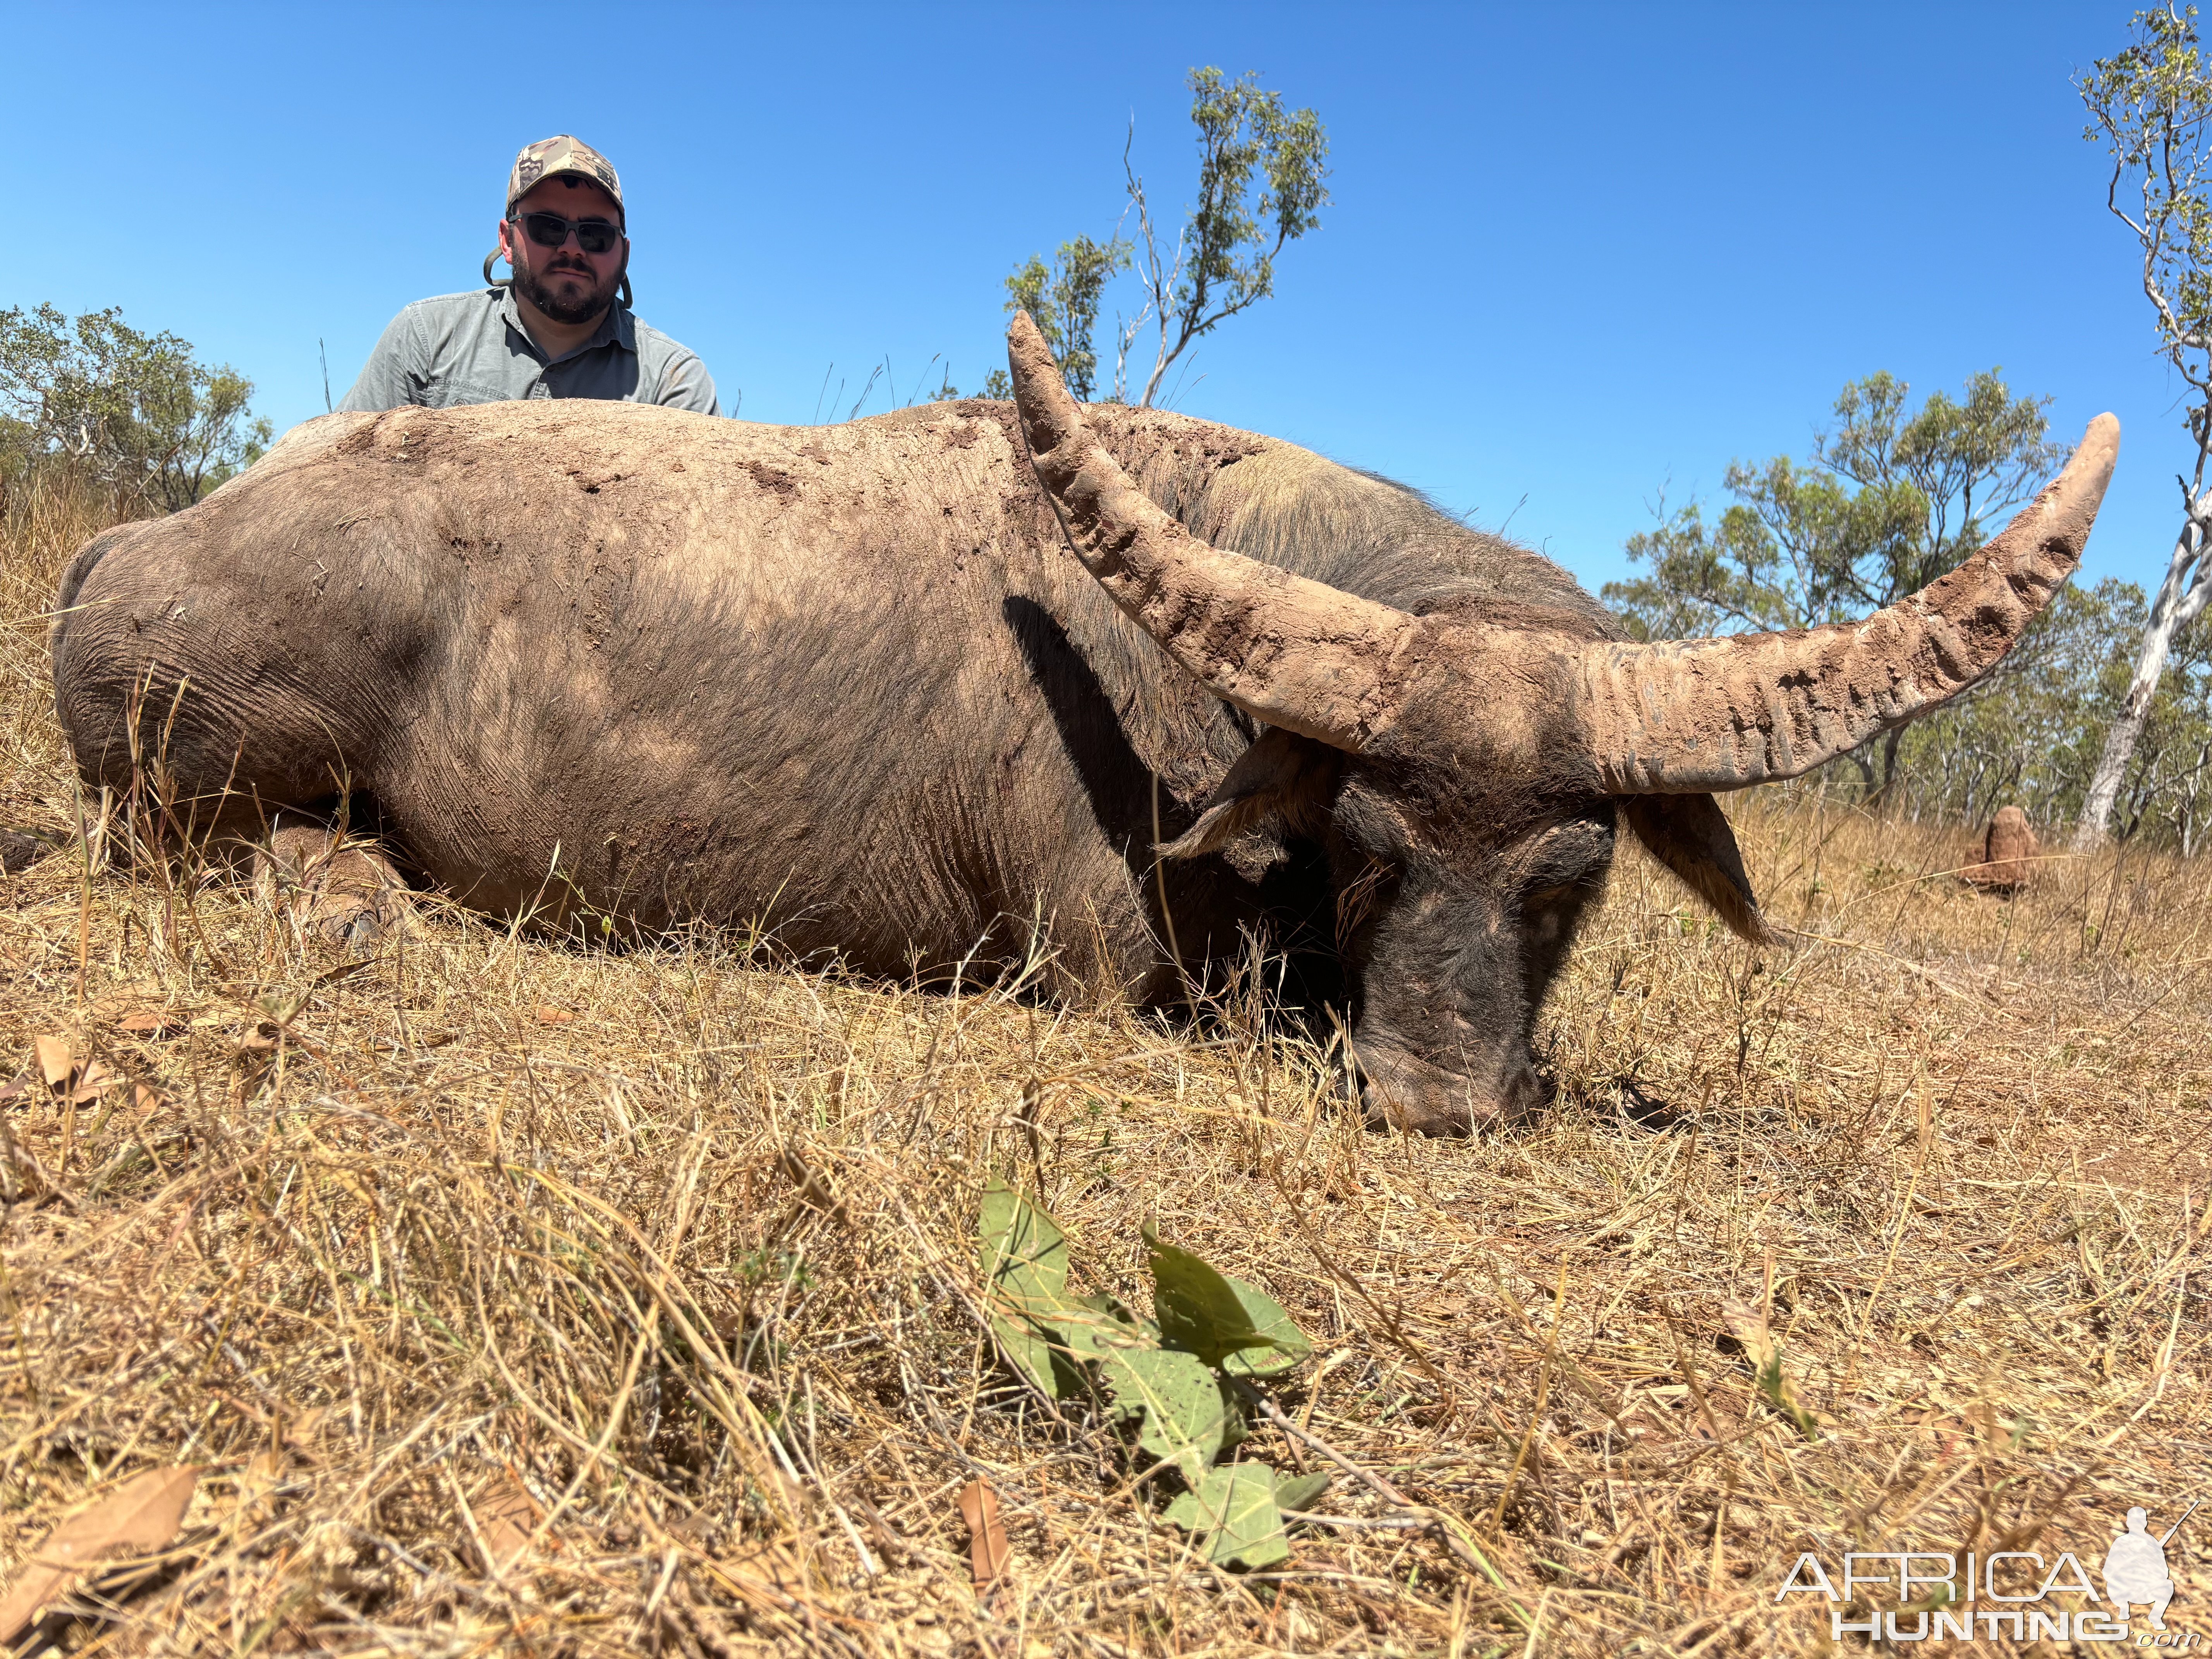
{"left": 514, "top": 211, "right": 623, "bottom": 256}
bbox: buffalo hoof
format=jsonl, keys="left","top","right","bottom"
{"left": 259, "top": 823, "right": 412, "bottom": 952}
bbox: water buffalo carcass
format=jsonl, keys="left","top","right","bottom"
{"left": 50, "top": 316, "right": 2118, "bottom": 1131}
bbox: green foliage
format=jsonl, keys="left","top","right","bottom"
{"left": 1144, "top": 1223, "right": 1312, "bottom": 1378}
{"left": 1606, "top": 370, "right": 2061, "bottom": 643}
{"left": 1003, "top": 236, "right": 1130, "bottom": 402}
{"left": 1137, "top": 68, "right": 1331, "bottom": 407}
{"left": 1163, "top": 1463, "right": 1290, "bottom": 1568}
{"left": 1750, "top": 1347, "right": 1822, "bottom": 1442}
{"left": 974, "top": 1181, "right": 1326, "bottom": 1567}
{"left": 975, "top": 1181, "right": 1075, "bottom": 1397}
{"left": 1142, "top": 1223, "right": 1285, "bottom": 1368}
{"left": 1096, "top": 1345, "right": 1227, "bottom": 1482}
{"left": 0, "top": 302, "right": 272, "bottom": 513}
{"left": 1272, "top": 1469, "right": 1330, "bottom": 1515}
{"left": 998, "top": 67, "right": 1329, "bottom": 409}
{"left": 1817, "top": 371, "right": 2066, "bottom": 603}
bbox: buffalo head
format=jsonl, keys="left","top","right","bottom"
{"left": 1005, "top": 314, "right": 2117, "bottom": 1132}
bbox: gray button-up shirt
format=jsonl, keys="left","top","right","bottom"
{"left": 339, "top": 287, "right": 720, "bottom": 414}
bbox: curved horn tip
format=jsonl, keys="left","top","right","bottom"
{"left": 2024, "top": 412, "right": 2119, "bottom": 556}
{"left": 2071, "top": 412, "right": 2121, "bottom": 491}
{"left": 1005, "top": 311, "right": 1080, "bottom": 449}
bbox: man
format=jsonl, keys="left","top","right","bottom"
{"left": 342, "top": 136, "right": 719, "bottom": 414}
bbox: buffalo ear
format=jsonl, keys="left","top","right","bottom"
{"left": 1621, "top": 795, "right": 1774, "bottom": 945}
{"left": 1160, "top": 727, "right": 1341, "bottom": 859}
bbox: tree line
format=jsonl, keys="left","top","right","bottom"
{"left": 0, "top": 302, "right": 270, "bottom": 517}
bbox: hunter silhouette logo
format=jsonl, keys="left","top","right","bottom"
{"left": 1775, "top": 1496, "right": 2200, "bottom": 1644}
{"left": 2107, "top": 1499, "right": 2200, "bottom": 1633}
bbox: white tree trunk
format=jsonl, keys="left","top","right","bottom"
{"left": 2076, "top": 494, "right": 2212, "bottom": 846}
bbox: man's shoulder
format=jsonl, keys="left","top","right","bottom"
{"left": 623, "top": 311, "right": 703, "bottom": 365}
{"left": 391, "top": 288, "right": 507, "bottom": 330}
{"left": 618, "top": 312, "right": 718, "bottom": 413}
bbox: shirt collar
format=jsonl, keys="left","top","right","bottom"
{"left": 496, "top": 284, "right": 635, "bottom": 366}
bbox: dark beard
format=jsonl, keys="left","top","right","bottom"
{"left": 513, "top": 253, "right": 622, "bottom": 325}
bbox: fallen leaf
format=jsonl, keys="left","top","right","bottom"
{"left": 280, "top": 1405, "right": 329, "bottom": 1449}
{"left": 67, "top": 1060, "right": 117, "bottom": 1105}
{"left": 233, "top": 1449, "right": 285, "bottom": 1529}
{"left": 1719, "top": 1298, "right": 1772, "bottom": 1363}
{"left": 0, "top": 1465, "right": 199, "bottom": 1643}
{"left": 113, "top": 1011, "right": 184, "bottom": 1039}
{"left": 33, "top": 1037, "right": 72, "bottom": 1091}
{"left": 533, "top": 1006, "right": 575, "bottom": 1025}
{"left": 129, "top": 1083, "right": 167, "bottom": 1114}
{"left": 1721, "top": 1297, "right": 1821, "bottom": 1441}
{"left": 957, "top": 1479, "right": 1010, "bottom": 1592}
{"left": 473, "top": 1468, "right": 540, "bottom": 1574}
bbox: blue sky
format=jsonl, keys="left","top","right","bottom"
{"left": 4, "top": 2, "right": 2184, "bottom": 598}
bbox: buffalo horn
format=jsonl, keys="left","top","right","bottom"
{"left": 1575, "top": 414, "right": 2119, "bottom": 792}
{"left": 1006, "top": 312, "right": 1422, "bottom": 751}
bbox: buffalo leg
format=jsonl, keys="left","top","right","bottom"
{"left": 257, "top": 817, "right": 411, "bottom": 951}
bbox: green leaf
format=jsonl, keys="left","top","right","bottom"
{"left": 1164, "top": 1463, "right": 1291, "bottom": 1568}
{"left": 988, "top": 1312, "right": 1066, "bottom": 1400}
{"left": 1217, "top": 1273, "right": 1314, "bottom": 1379}
{"left": 1097, "top": 1345, "right": 1225, "bottom": 1483}
{"left": 1054, "top": 1290, "right": 1150, "bottom": 1363}
{"left": 1272, "top": 1469, "right": 1330, "bottom": 1515}
{"left": 1143, "top": 1224, "right": 1284, "bottom": 1368}
{"left": 978, "top": 1182, "right": 1075, "bottom": 1396}
{"left": 978, "top": 1182, "right": 1068, "bottom": 1314}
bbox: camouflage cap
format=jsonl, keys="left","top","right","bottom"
{"left": 506, "top": 136, "right": 624, "bottom": 220}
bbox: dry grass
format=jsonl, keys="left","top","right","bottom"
{"left": 0, "top": 481, "right": 2207, "bottom": 1656}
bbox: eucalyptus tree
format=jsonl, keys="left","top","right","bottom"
{"left": 0, "top": 303, "right": 270, "bottom": 512}
{"left": 990, "top": 68, "right": 1329, "bottom": 408}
